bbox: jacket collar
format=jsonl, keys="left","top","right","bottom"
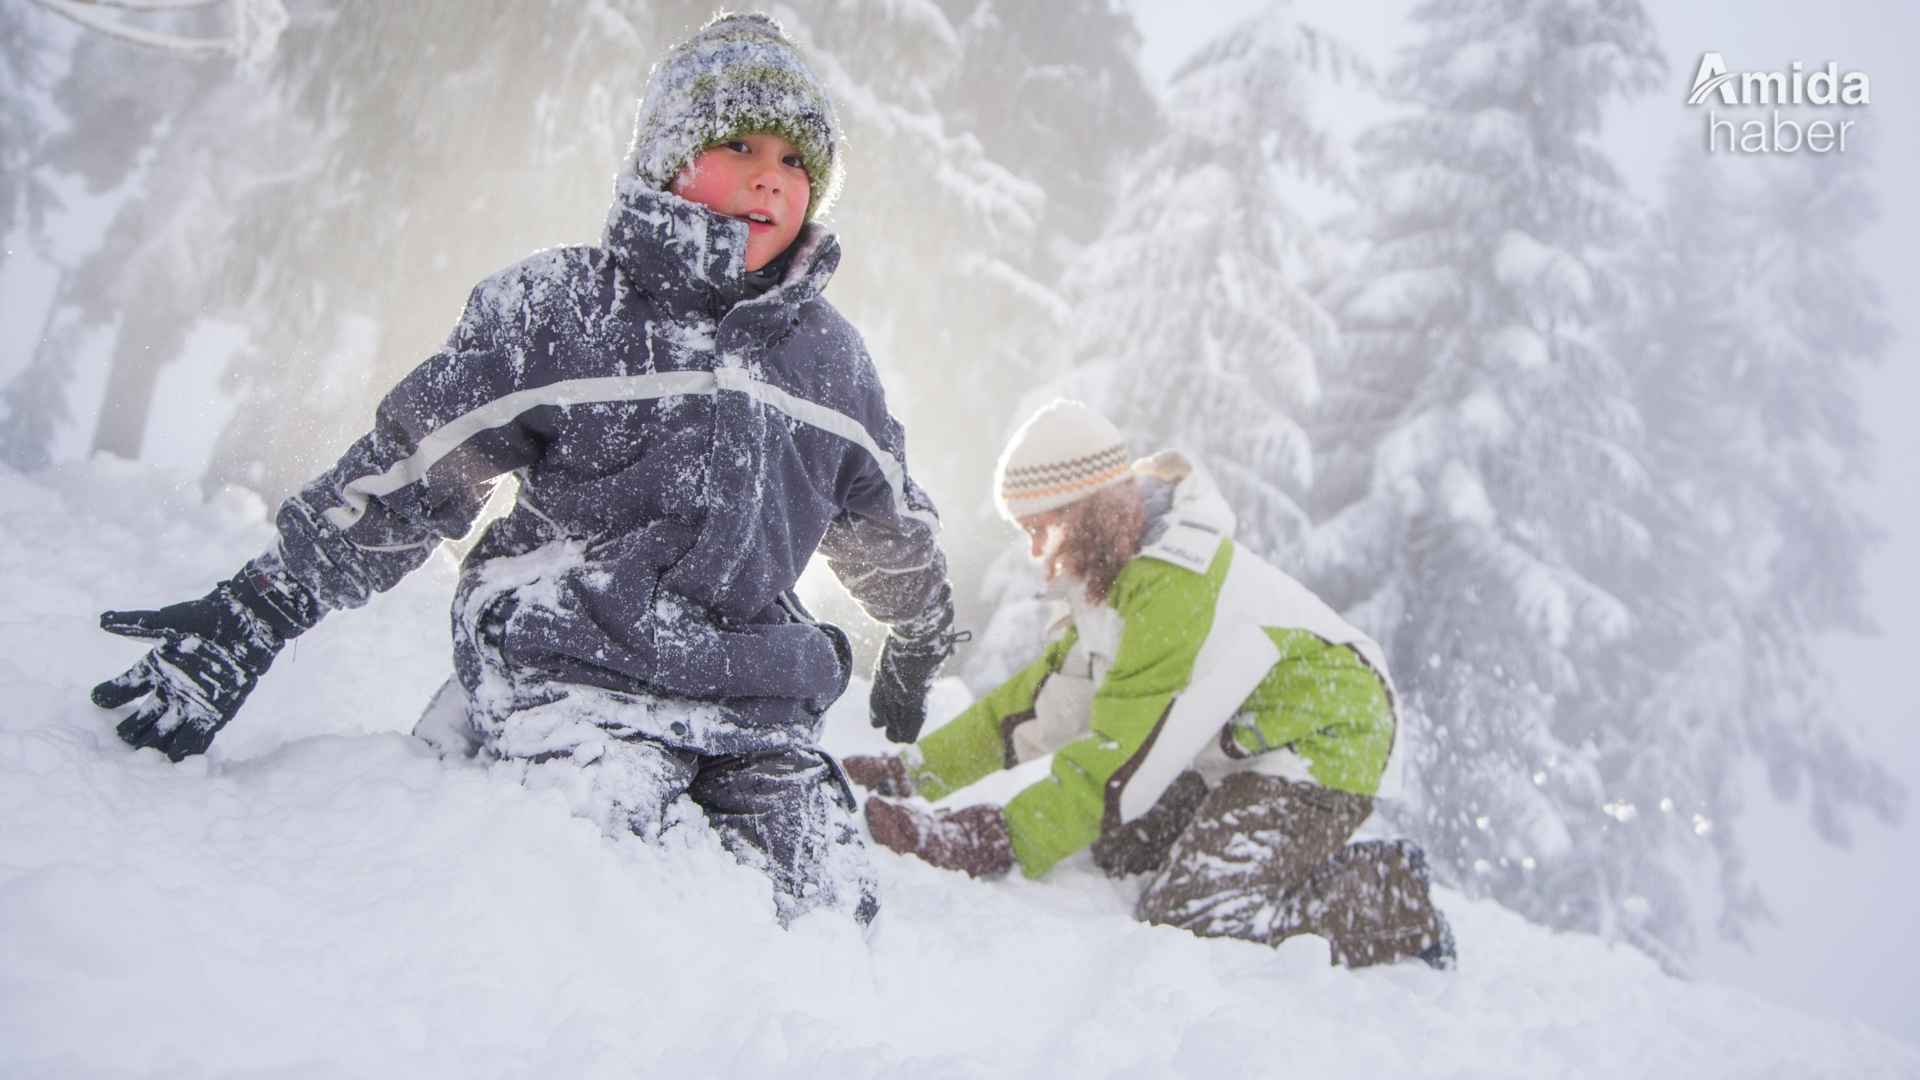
{"left": 602, "top": 174, "right": 840, "bottom": 319}
{"left": 1137, "top": 451, "right": 1238, "bottom": 574}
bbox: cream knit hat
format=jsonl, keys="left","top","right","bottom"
{"left": 995, "top": 400, "right": 1134, "bottom": 521}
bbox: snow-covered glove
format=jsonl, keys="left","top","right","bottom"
{"left": 91, "top": 567, "right": 320, "bottom": 761}
{"left": 865, "top": 797, "right": 1013, "bottom": 879}
{"left": 841, "top": 753, "right": 914, "bottom": 798}
{"left": 868, "top": 630, "right": 968, "bottom": 744}
{"left": 868, "top": 584, "right": 964, "bottom": 744}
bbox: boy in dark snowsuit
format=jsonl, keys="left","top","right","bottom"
{"left": 89, "top": 13, "right": 958, "bottom": 927}
{"left": 844, "top": 401, "right": 1452, "bottom": 967}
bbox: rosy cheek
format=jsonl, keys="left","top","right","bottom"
{"left": 672, "top": 151, "right": 729, "bottom": 200}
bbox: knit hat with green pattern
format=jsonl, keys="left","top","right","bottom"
{"left": 627, "top": 12, "right": 843, "bottom": 220}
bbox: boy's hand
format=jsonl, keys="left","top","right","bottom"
{"left": 868, "top": 628, "right": 968, "bottom": 744}
{"left": 92, "top": 573, "right": 313, "bottom": 761}
{"left": 841, "top": 753, "right": 914, "bottom": 798}
{"left": 865, "top": 797, "right": 1013, "bottom": 879}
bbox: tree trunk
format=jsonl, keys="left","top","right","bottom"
{"left": 89, "top": 308, "right": 178, "bottom": 461}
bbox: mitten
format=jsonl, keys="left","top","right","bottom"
{"left": 865, "top": 796, "right": 1013, "bottom": 879}
{"left": 841, "top": 753, "right": 914, "bottom": 798}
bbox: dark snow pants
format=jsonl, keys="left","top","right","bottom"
{"left": 1114, "top": 772, "right": 1449, "bottom": 967}
{"left": 414, "top": 678, "right": 876, "bottom": 927}
{"left": 566, "top": 738, "right": 879, "bottom": 929}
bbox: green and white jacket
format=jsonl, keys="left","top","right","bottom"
{"left": 908, "top": 453, "right": 1402, "bottom": 879}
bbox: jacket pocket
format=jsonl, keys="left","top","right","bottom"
{"left": 806, "top": 619, "right": 853, "bottom": 717}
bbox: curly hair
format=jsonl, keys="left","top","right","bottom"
{"left": 1048, "top": 481, "right": 1146, "bottom": 605}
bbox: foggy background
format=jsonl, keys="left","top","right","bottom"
{"left": 3, "top": 0, "right": 1914, "bottom": 1049}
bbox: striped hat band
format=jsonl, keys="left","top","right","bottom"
{"left": 1000, "top": 444, "right": 1132, "bottom": 508}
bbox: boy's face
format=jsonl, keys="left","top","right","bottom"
{"left": 672, "top": 132, "right": 811, "bottom": 273}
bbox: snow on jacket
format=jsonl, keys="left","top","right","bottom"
{"left": 250, "top": 175, "right": 949, "bottom": 756}
{"left": 906, "top": 453, "right": 1399, "bottom": 878}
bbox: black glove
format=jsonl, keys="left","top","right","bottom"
{"left": 92, "top": 567, "right": 320, "bottom": 761}
{"left": 869, "top": 627, "right": 968, "bottom": 744}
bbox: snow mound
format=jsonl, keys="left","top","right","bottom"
{"left": 3, "top": 460, "right": 1916, "bottom": 1078}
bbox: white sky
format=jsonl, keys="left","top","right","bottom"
{"left": 1129, "top": 0, "right": 1920, "bottom": 1048}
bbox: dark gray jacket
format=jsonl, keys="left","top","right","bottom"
{"left": 253, "top": 176, "right": 950, "bottom": 754}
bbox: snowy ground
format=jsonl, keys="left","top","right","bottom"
{"left": 3, "top": 461, "right": 1917, "bottom": 1079}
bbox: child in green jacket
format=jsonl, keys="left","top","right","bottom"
{"left": 845, "top": 400, "right": 1452, "bottom": 968}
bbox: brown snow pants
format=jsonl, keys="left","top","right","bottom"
{"left": 1126, "top": 772, "right": 1449, "bottom": 968}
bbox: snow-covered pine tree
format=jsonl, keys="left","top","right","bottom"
{"left": 1072, "top": 3, "right": 1362, "bottom": 555}
{"left": 2, "top": 14, "right": 258, "bottom": 470}
{"left": 0, "top": 4, "right": 70, "bottom": 470}
{"left": 936, "top": 0, "right": 1160, "bottom": 262}
{"left": 1306, "top": 0, "right": 1666, "bottom": 958}
{"left": 1722, "top": 151, "right": 1902, "bottom": 846}
{"left": 913, "top": 0, "right": 1162, "bottom": 638}
{"left": 965, "top": 3, "right": 1364, "bottom": 688}
{"left": 1598, "top": 146, "right": 1902, "bottom": 961}
{"left": 202, "top": 0, "right": 673, "bottom": 497}
{"left": 24, "top": 0, "right": 287, "bottom": 66}
{"left": 0, "top": 5, "right": 61, "bottom": 247}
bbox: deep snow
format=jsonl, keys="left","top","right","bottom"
{"left": 2, "top": 460, "right": 1916, "bottom": 1079}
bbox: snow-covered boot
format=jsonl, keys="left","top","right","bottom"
{"left": 1416, "top": 908, "right": 1458, "bottom": 971}
{"left": 1297, "top": 839, "right": 1454, "bottom": 970}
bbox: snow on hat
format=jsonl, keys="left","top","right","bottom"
{"left": 995, "top": 400, "right": 1135, "bottom": 521}
{"left": 626, "top": 12, "right": 844, "bottom": 220}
